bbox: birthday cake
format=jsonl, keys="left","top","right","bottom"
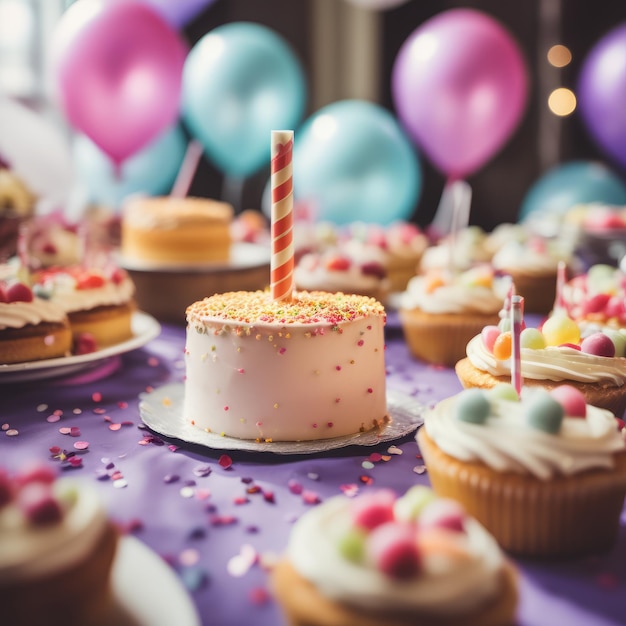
{"left": 183, "top": 290, "right": 388, "bottom": 442}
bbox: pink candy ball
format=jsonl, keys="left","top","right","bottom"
{"left": 419, "top": 499, "right": 466, "bottom": 533}
{"left": 352, "top": 490, "right": 396, "bottom": 531}
{"left": 580, "top": 332, "right": 616, "bottom": 357}
{"left": 550, "top": 385, "right": 587, "bottom": 418}
{"left": 481, "top": 325, "right": 501, "bottom": 352}
{"left": 366, "top": 521, "right": 421, "bottom": 580}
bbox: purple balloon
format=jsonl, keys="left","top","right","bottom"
{"left": 143, "top": 0, "right": 216, "bottom": 28}
{"left": 52, "top": 0, "right": 187, "bottom": 166}
{"left": 392, "top": 8, "right": 528, "bottom": 179}
{"left": 578, "top": 23, "right": 626, "bottom": 169}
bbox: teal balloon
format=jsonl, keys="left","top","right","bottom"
{"left": 74, "top": 124, "right": 187, "bottom": 208}
{"left": 519, "top": 161, "right": 626, "bottom": 221}
{"left": 182, "top": 22, "right": 306, "bottom": 178}
{"left": 294, "top": 100, "right": 421, "bottom": 225}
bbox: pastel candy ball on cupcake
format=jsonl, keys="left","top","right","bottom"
{"left": 455, "top": 313, "right": 626, "bottom": 418}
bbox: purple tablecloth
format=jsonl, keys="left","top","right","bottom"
{"left": 1, "top": 313, "right": 625, "bottom": 626}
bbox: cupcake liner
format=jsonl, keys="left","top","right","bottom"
{"left": 271, "top": 557, "right": 518, "bottom": 626}
{"left": 418, "top": 428, "right": 626, "bottom": 558}
{"left": 505, "top": 271, "right": 557, "bottom": 315}
{"left": 399, "top": 310, "right": 499, "bottom": 367}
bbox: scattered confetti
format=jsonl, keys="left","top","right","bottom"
{"left": 263, "top": 490, "right": 275, "bottom": 504}
{"left": 361, "top": 461, "right": 375, "bottom": 470}
{"left": 1, "top": 424, "right": 9, "bottom": 431}
{"left": 180, "top": 486, "right": 195, "bottom": 499}
{"left": 307, "top": 472, "right": 319, "bottom": 481}
{"left": 179, "top": 548, "right": 200, "bottom": 567}
{"left": 368, "top": 452, "right": 382, "bottom": 462}
{"left": 193, "top": 465, "right": 212, "bottom": 478}
{"left": 287, "top": 479, "right": 303, "bottom": 495}
{"left": 387, "top": 445, "right": 402, "bottom": 455}
{"left": 180, "top": 565, "right": 209, "bottom": 592}
{"left": 210, "top": 515, "right": 237, "bottom": 527}
{"left": 218, "top": 454, "right": 233, "bottom": 469}
{"left": 248, "top": 587, "right": 270, "bottom": 606}
{"left": 164, "top": 474, "right": 180, "bottom": 484}
{"left": 109, "top": 423, "right": 122, "bottom": 431}
{"left": 359, "top": 475, "right": 374, "bottom": 485}
{"left": 113, "top": 478, "right": 128, "bottom": 488}
{"left": 46, "top": 415, "right": 61, "bottom": 423}
{"left": 92, "top": 392, "right": 102, "bottom": 402}
{"left": 227, "top": 544, "right": 257, "bottom": 577}
{"left": 340, "top": 484, "right": 359, "bottom": 498}
{"left": 302, "top": 490, "right": 320, "bottom": 505}
{"left": 73, "top": 441, "right": 89, "bottom": 451}
{"left": 413, "top": 465, "right": 427, "bottom": 475}
{"left": 36, "top": 404, "right": 48, "bottom": 412}
{"left": 5, "top": 429, "right": 19, "bottom": 437}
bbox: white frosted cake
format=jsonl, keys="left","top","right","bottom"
{"left": 183, "top": 290, "right": 389, "bottom": 442}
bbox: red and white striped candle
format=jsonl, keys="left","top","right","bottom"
{"left": 270, "top": 130, "right": 294, "bottom": 301}
{"left": 510, "top": 294, "right": 524, "bottom": 395}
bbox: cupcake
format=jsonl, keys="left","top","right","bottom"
{"left": 455, "top": 313, "right": 626, "bottom": 417}
{"left": 419, "top": 226, "right": 490, "bottom": 273}
{"left": 418, "top": 385, "right": 626, "bottom": 557}
{"left": 398, "top": 265, "right": 510, "bottom": 367}
{"left": 344, "top": 221, "right": 429, "bottom": 292}
{"left": 272, "top": 486, "right": 518, "bottom": 626}
{"left": 32, "top": 265, "right": 136, "bottom": 351}
{"left": 294, "top": 241, "right": 390, "bottom": 304}
{"left": 491, "top": 235, "right": 575, "bottom": 314}
{"left": 0, "top": 464, "right": 119, "bottom": 626}
{"left": 558, "top": 263, "right": 626, "bottom": 330}
{"left": 0, "top": 274, "right": 72, "bottom": 364}
{"left": 0, "top": 166, "right": 36, "bottom": 261}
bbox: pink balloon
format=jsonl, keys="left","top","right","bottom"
{"left": 392, "top": 9, "right": 528, "bottom": 179}
{"left": 51, "top": 0, "right": 187, "bottom": 166}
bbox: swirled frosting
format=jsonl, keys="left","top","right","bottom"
{"left": 0, "top": 478, "right": 108, "bottom": 582}
{"left": 287, "top": 494, "right": 505, "bottom": 616}
{"left": 294, "top": 243, "right": 389, "bottom": 296}
{"left": 465, "top": 334, "right": 626, "bottom": 386}
{"left": 33, "top": 270, "right": 135, "bottom": 314}
{"left": 400, "top": 266, "right": 510, "bottom": 314}
{"left": 491, "top": 238, "right": 571, "bottom": 275}
{"left": 0, "top": 298, "right": 67, "bottom": 330}
{"left": 423, "top": 390, "right": 626, "bottom": 480}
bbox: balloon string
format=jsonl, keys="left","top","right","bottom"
{"left": 171, "top": 139, "right": 204, "bottom": 198}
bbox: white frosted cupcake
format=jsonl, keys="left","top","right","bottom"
{"left": 418, "top": 384, "right": 626, "bottom": 557}
{"left": 399, "top": 265, "right": 510, "bottom": 366}
{"left": 272, "top": 485, "right": 518, "bottom": 626}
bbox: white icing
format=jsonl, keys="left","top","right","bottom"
{"left": 287, "top": 496, "right": 505, "bottom": 616}
{"left": 491, "top": 239, "right": 568, "bottom": 275}
{"left": 294, "top": 244, "right": 389, "bottom": 295}
{"left": 465, "top": 334, "right": 626, "bottom": 386}
{"left": 36, "top": 273, "right": 135, "bottom": 313}
{"left": 0, "top": 479, "right": 109, "bottom": 582}
{"left": 0, "top": 297, "right": 67, "bottom": 329}
{"left": 400, "top": 270, "right": 509, "bottom": 315}
{"left": 423, "top": 391, "right": 626, "bottom": 480}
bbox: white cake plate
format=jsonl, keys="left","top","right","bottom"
{"left": 138, "top": 383, "right": 424, "bottom": 455}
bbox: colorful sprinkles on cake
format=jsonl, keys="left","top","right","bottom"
{"left": 186, "top": 290, "right": 385, "bottom": 329}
